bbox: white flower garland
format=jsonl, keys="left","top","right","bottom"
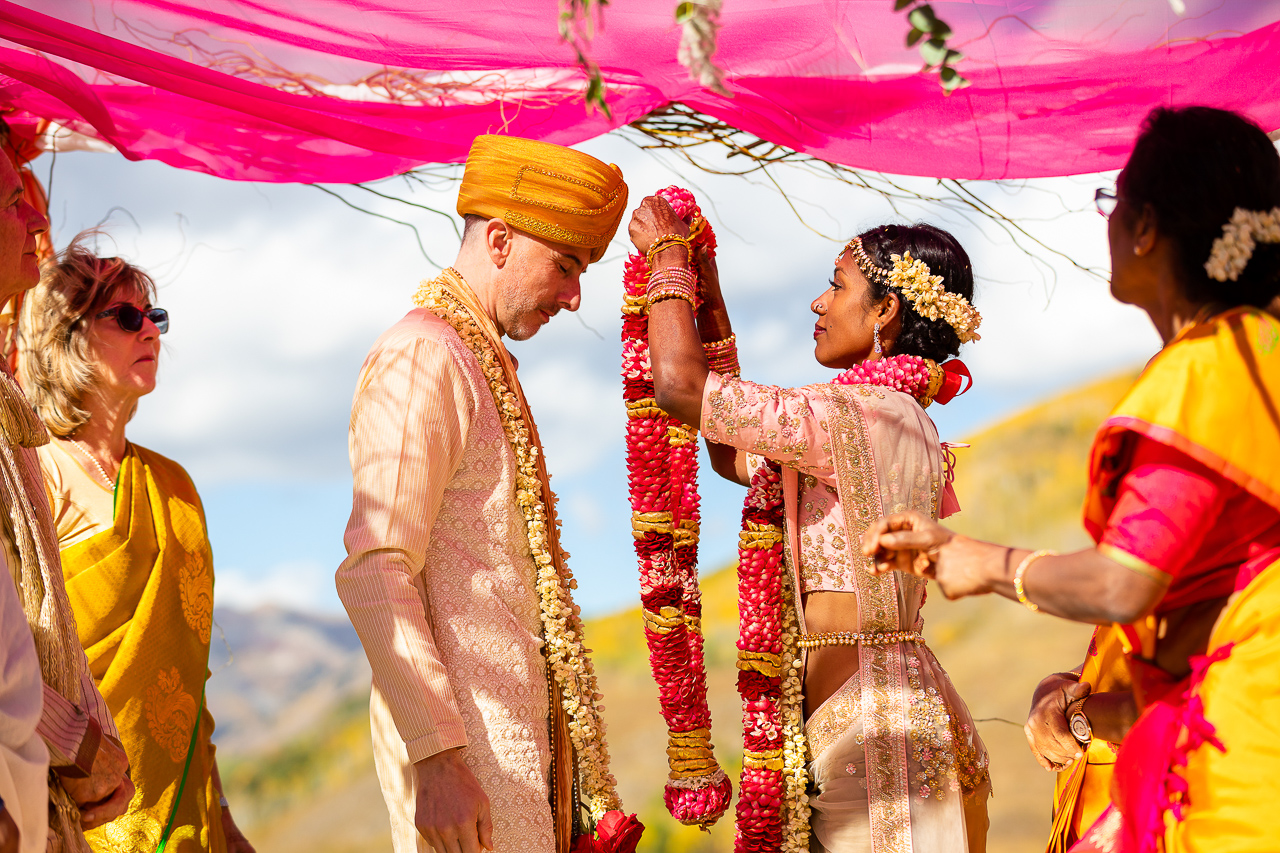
{"left": 414, "top": 274, "right": 621, "bottom": 820}
{"left": 1205, "top": 206, "right": 1280, "bottom": 282}
{"left": 779, "top": 570, "right": 811, "bottom": 852}
{"left": 888, "top": 251, "right": 982, "bottom": 343}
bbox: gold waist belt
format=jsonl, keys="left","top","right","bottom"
{"left": 797, "top": 630, "right": 924, "bottom": 649}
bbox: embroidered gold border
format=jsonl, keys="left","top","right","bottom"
{"left": 500, "top": 210, "right": 608, "bottom": 247}
{"left": 822, "top": 386, "right": 913, "bottom": 853}
{"left": 509, "top": 165, "right": 626, "bottom": 216}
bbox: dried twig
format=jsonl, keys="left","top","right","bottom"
{"left": 621, "top": 104, "right": 1107, "bottom": 288}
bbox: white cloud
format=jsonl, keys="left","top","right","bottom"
{"left": 215, "top": 561, "right": 339, "bottom": 612}
{"left": 43, "top": 137, "right": 1159, "bottom": 614}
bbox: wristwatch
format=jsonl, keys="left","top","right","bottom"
{"left": 1065, "top": 696, "right": 1092, "bottom": 747}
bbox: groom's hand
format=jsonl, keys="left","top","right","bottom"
{"left": 414, "top": 749, "right": 493, "bottom": 853}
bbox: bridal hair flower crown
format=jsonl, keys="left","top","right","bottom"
{"left": 1205, "top": 206, "right": 1280, "bottom": 282}
{"left": 844, "top": 237, "right": 982, "bottom": 344}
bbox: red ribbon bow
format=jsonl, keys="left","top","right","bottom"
{"left": 933, "top": 359, "right": 972, "bottom": 405}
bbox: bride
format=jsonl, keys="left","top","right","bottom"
{"left": 630, "top": 201, "right": 991, "bottom": 852}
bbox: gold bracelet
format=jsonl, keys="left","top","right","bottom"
{"left": 702, "top": 334, "right": 739, "bottom": 376}
{"left": 647, "top": 233, "right": 691, "bottom": 269}
{"left": 648, "top": 286, "right": 698, "bottom": 311}
{"left": 1013, "top": 549, "right": 1057, "bottom": 613}
{"left": 702, "top": 333, "right": 737, "bottom": 356}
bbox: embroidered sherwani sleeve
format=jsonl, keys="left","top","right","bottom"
{"left": 337, "top": 332, "right": 473, "bottom": 763}
{"left": 700, "top": 372, "right": 835, "bottom": 477}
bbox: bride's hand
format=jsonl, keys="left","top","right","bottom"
{"left": 628, "top": 196, "right": 689, "bottom": 257}
{"left": 693, "top": 245, "right": 724, "bottom": 307}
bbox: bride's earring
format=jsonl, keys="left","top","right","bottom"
{"left": 873, "top": 322, "right": 883, "bottom": 356}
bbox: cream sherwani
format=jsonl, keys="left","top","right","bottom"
{"left": 336, "top": 307, "right": 555, "bottom": 853}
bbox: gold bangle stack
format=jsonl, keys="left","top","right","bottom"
{"left": 702, "top": 333, "right": 739, "bottom": 377}
{"left": 646, "top": 267, "right": 698, "bottom": 311}
{"left": 797, "top": 630, "right": 923, "bottom": 649}
{"left": 1013, "top": 549, "right": 1057, "bottom": 613}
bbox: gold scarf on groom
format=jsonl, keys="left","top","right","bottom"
{"left": 61, "top": 446, "right": 223, "bottom": 853}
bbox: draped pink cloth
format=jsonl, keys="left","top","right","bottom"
{"left": 2, "top": 1, "right": 1279, "bottom": 183}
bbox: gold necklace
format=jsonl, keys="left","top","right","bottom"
{"left": 69, "top": 439, "right": 114, "bottom": 488}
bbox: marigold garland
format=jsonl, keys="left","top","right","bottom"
{"left": 622, "top": 186, "right": 734, "bottom": 829}
{"left": 622, "top": 187, "right": 812, "bottom": 849}
{"left": 734, "top": 460, "right": 810, "bottom": 853}
{"left": 414, "top": 273, "right": 621, "bottom": 823}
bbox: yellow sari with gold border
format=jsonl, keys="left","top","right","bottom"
{"left": 1046, "top": 626, "right": 1127, "bottom": 853}
{"left": 1067, "top": 307, "right": 1280, "bottom": 852}
{"left": 60, "top": 445, "right": 224, "bottom": 853}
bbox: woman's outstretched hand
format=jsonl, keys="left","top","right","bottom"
{"left": 861, "top": 510, "right": 1002, "bottom": 600}
{"left": 861, "top": 511, "right": 951, "bottom": 577}
{"left": 628, "top": 196, "right": 689, "bottom": 257}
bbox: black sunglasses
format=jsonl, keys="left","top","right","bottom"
{"left": 96, "top": 305, "right": 170, "bottom": 335}
{"left": 1095, "top": 187, "right": 1120, "bottom": 218}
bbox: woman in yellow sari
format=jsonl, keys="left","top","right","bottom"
{"left": 17, "top": 237, "right": 253, "bottom": 853}
{"left": 862, "top": 105, "right": 1280, "bottom": 853}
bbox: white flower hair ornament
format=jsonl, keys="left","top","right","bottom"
{"left": 888, "top": 251, "right": 983, "bottom": 343}
{"left": 844, "top": 238, "right": 982, "bottom": 344}
{"left": 1205, "top": 206, "right": 1280, "bottom": 282}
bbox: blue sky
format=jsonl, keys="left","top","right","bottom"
{"left": 38, "top": 132, "right": 1162, "bottom": 616}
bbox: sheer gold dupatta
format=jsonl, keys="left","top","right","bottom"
{"left": 61, "top": 447, "right": 222, "bottom": 853}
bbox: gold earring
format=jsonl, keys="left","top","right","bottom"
{"left": 1134, "top": 245, "right": 1143, "bottom": 256}
{"left": 873, "top": 322, "right": 882, "bottom": 356}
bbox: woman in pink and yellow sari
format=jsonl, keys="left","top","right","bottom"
{"left": 18, "top": 238, "right": 254, "bottom": 853}
{"left": 863, "top": 106, "right": 1280, "bottom": 853}
{"left": 630, "top": 203, "right": 991, "bottom": 852}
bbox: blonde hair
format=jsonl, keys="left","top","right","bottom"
{"left": 18, "top": 232, "right": 157, "bottom": 436}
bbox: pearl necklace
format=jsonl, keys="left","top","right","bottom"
{"left": 70, "top": 439, "right": 114, "bottom": 488}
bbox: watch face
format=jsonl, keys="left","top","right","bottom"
{"left": 1070, "top": 713, "right": 1092, "bottom": 744}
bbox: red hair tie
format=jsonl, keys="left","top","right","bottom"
{"left": 933, "top": 359, "right": 972, "bottom": 405}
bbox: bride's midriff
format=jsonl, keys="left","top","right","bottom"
{"left": 800, "top": 590, "right": 862, "bottom": 718}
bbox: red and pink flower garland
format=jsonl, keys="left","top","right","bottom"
{"left": 833, "top": 353, "right": 931, "bottom": 396}
{"left": 733, "top": 460, "right": 805, "bottom": 853}
{"left": 621, "top": 186, "right": 732, "bottom": 828}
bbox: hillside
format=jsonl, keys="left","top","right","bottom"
{"left": 217, "top": 369, "right": 1138, "bottom": 853}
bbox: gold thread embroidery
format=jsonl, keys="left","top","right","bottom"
{"left": 500, "top": 210, "right": 608, "bottom": 247}
{"left": 178, "top": 556, "right": 212, "bottom": 644}
{"left": 144, "top": 667, "right": 197, "bottom": 763}
{"left": 509, "top": 165, "right": 626, "bottom": 216}
{"left": 823, "top": 385, "right": 913, "bottom": 852}
{"left": 805, "top": 674, "right": 862, "bottom": 762}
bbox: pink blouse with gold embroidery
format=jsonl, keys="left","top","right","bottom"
{"left": 699, "top": 371, "right": 991, "bottom": 853}
{"left": 700, "top": 371, "right": 949, "bottom": 594}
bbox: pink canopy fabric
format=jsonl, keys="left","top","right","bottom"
{"left": 2, "top": 1, "right": 1279, "bottom": 183}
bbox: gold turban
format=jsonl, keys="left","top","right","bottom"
{"left": 457, "top": 135, "right": 629, "bottom": 263}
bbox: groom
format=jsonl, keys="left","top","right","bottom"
{"left": 337, "top": 135, "right": 627, "bottom": 853}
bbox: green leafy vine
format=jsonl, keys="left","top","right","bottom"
{"left": 895, "top": 1, "right": 969, "bottom": 93}
{"left": 559, "top": 0, "right": 613, "bottom": 116}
